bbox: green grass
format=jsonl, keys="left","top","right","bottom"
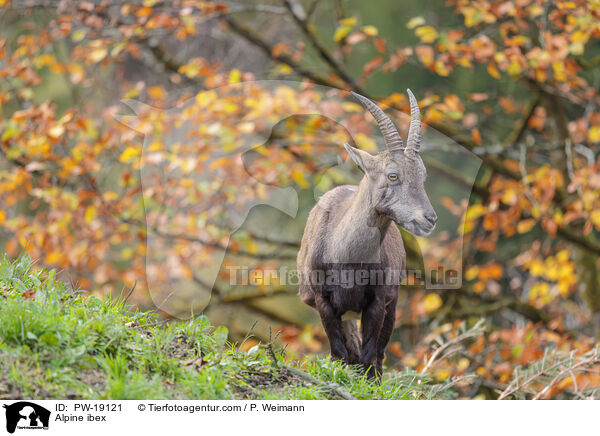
{"left": 0, "top": 254, "right": 456, "bottom": 400}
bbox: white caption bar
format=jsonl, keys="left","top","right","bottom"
{"left": 0, "top": 400, "right": 595, "bottom": 436}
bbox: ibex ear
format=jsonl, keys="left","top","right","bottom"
{"left": 344, "top": 143, "right": 375, "bottom": 175}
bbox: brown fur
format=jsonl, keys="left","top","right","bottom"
{"left": 298, "top": 182, "right": 406, "bottom": 377}
{"left": 297, "top": 92, "right": 436, "bottom": 378}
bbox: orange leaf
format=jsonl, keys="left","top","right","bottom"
{"left": 472, "top": 128, "right": 482, "bottom": 145}
{"left": 363, "top": 56, "right": 384, "bottom": 76}
{"left": 209, "top": 157, "right": 230, "bottom": 171}
{"left": 487, "top": 61, "right": 500, "bottom": 79}
{"left": 374, "top": 38, "right": 386, "bottom": 54}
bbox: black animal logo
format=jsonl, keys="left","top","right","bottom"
{"left": 2, "top": 402, "right": 50, "bottom": 433}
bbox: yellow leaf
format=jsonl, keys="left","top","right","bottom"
{"left": 556, "top": 249, "right": 570, "bottom": 263}
{"left": 415, "top": 26, "right": 438, "bottom": 43}
{"left": 434, "top": 59, "right": 450, "bottom": 76}
{"left": 552, "top": 61, "right": 566, "bottom": 81}
{"left": 0, "top": 209, "right": 5, "bottom": 225}
{"left": 553, "top": 210, "right": 563, "bottom": 225}
{"left": 119, "top": 147, "right": 140, "bottom": 163}
{"left": 196, "top": 89, "right": 217, "bottom": 107}
{"left": 121, "top": 247, "right": 134, "bottom": 260}
{"left": 570, "top": 42, "right": 584, "bottom": 56}
{"left": 334, "top": 26, "right": 352, "bottom": 42}
{"left": 406, "top": 16, "right": 425, "bottom": 29}
{"left": 434, "top": 368, "right": 451, "bottom": 381}
{"left": 558, "top": 280, "right": 571, "bottom": 298}
{"left": 361, "top": 25, "right": 378, "bottom": 36}
{"left": 465, "top": 266, "right": 479, "bottom": 281}
{"left": 591, "top": 210, "right": 600, "bottom": 228}
{"left": 339, "top": 17, "right": 357, "bottom": 26}
{"left": 342, "top": 102, "right": 363, "bottom": 113}
{"left": 529, "top": 282, "right": 549, "bottom": 299}
{"left": 103, "top": 191, "right": 119, "bottom": 201}
{"left": 291, "top": 169, "right": 309, "bottom": 189}
{"left": 111, "top": 42, "right": 126, "bottom": 57}
{"left": 71, "top": 29, "right": 86, "bottom": 42}
{"left": 123, "top": 88, "right": 140, "bottom": 99}
{"left": 423, "top": 293, "right": 443, "bottom": 314}
{"left": 517, "top": 219, "right": 536, "bottom": 234}
{"left": 487, "top": 62, "right": 500, "bottom": 79}
{"left": 588, "top": 126, "right": 600, "bottom": 143}
{"left": 88, "top": 47, "right": 108, "bottom": 64}
{"left": 571, "top": 30, "right": 590, "bottom": 44}
{"left": 48, "top": 124, "right": 65, "bottom": 139}
{"left": 457, "top": 357, "right": 470, "bottom": 371}
{"left": 229, "top": 69, "right": 242, "bottom": 84}
{"left": 507, "top": 60, "right": 521, "bottom": 76}
{"left": 462, "top": 6, "right": 482, "bottom": 27}
{"left": 465, "top": 204, "right": 487, "bottom": 221}
{"left": 501, "top": 189, "right": 517, "bottom": 205}
{"left": 275, "top": 64, "right": 293, "bottom": 75}
{"left": 85, "top": 206, "right": 97, "bottom": 224}
{"left": 529, "top": 259, "right": 545, "bottom": 276}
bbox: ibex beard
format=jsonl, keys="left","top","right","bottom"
{"left": 297, "top": 89, "right": 437, "bottom": 379}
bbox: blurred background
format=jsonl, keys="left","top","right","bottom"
{"left": 1, "top": 0, "right": 599, "bottom": 398}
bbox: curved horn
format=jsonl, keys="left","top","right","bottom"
{"left": 405, "top": 88, "right": 421, "bottom": 153}
{"left": 350, "top": 91, "right": 403, "bottom": 152}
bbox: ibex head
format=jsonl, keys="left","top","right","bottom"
{"left": 344, "top": 89, "right": 437, "bottom": 236}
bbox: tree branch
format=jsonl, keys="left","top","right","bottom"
{"left": 282, "top": 0, "right": 364, "bottom": 92}
{"left": 220, "top": 15, "right": 341, "bottom": 88}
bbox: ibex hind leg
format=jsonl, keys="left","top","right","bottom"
{"left": 342, "top": 320, "right": 361, "bottom": 365}
{"left": 314, "top": 293, "right": 349, "bottom": 361}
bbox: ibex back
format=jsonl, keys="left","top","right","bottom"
{"left": 297, "top": 89, "right": 437, "bottom": 378}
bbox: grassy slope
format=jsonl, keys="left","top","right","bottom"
{"left": 0, "top": 254, "right": 454, "bottom": 400}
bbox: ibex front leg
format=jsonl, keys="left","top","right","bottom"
{"left": 375, "top": 295, "right": 398, "bottom": 376}
{"left": 314, "top": 293, "right": 348, "bottom": 362}
{"left": 360, "top": 294, "right": 386, "bottom": 378}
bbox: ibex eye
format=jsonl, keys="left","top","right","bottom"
{"left": 387, "top": 173, "right": 398, "bottom": 182}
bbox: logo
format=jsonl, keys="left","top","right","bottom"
{"left": 2, "top": 402, "right": 50, "bottom": 434}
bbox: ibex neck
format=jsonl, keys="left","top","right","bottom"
{"left": 327, "top": 177, "right": 391, "bottom": 264}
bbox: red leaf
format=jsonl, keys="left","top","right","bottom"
{"left": 363, "top": 56, "right": 384, "bottom": 76}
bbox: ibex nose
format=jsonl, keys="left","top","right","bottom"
{"left": 425, "top": 212, "right": 438, "bottom": 225}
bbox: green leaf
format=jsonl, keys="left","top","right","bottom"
{"left": 1, "top": 126, "right": 21, "bottom": 141}
{"left": 40, "top": 332, "right": 59, "bottom": 346}
{"left": 71, "top": 29, "right": 86, "bottom": 42}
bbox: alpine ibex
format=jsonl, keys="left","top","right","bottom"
{"left": 297, "top": 89, "right": 437, "bottom": 378}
